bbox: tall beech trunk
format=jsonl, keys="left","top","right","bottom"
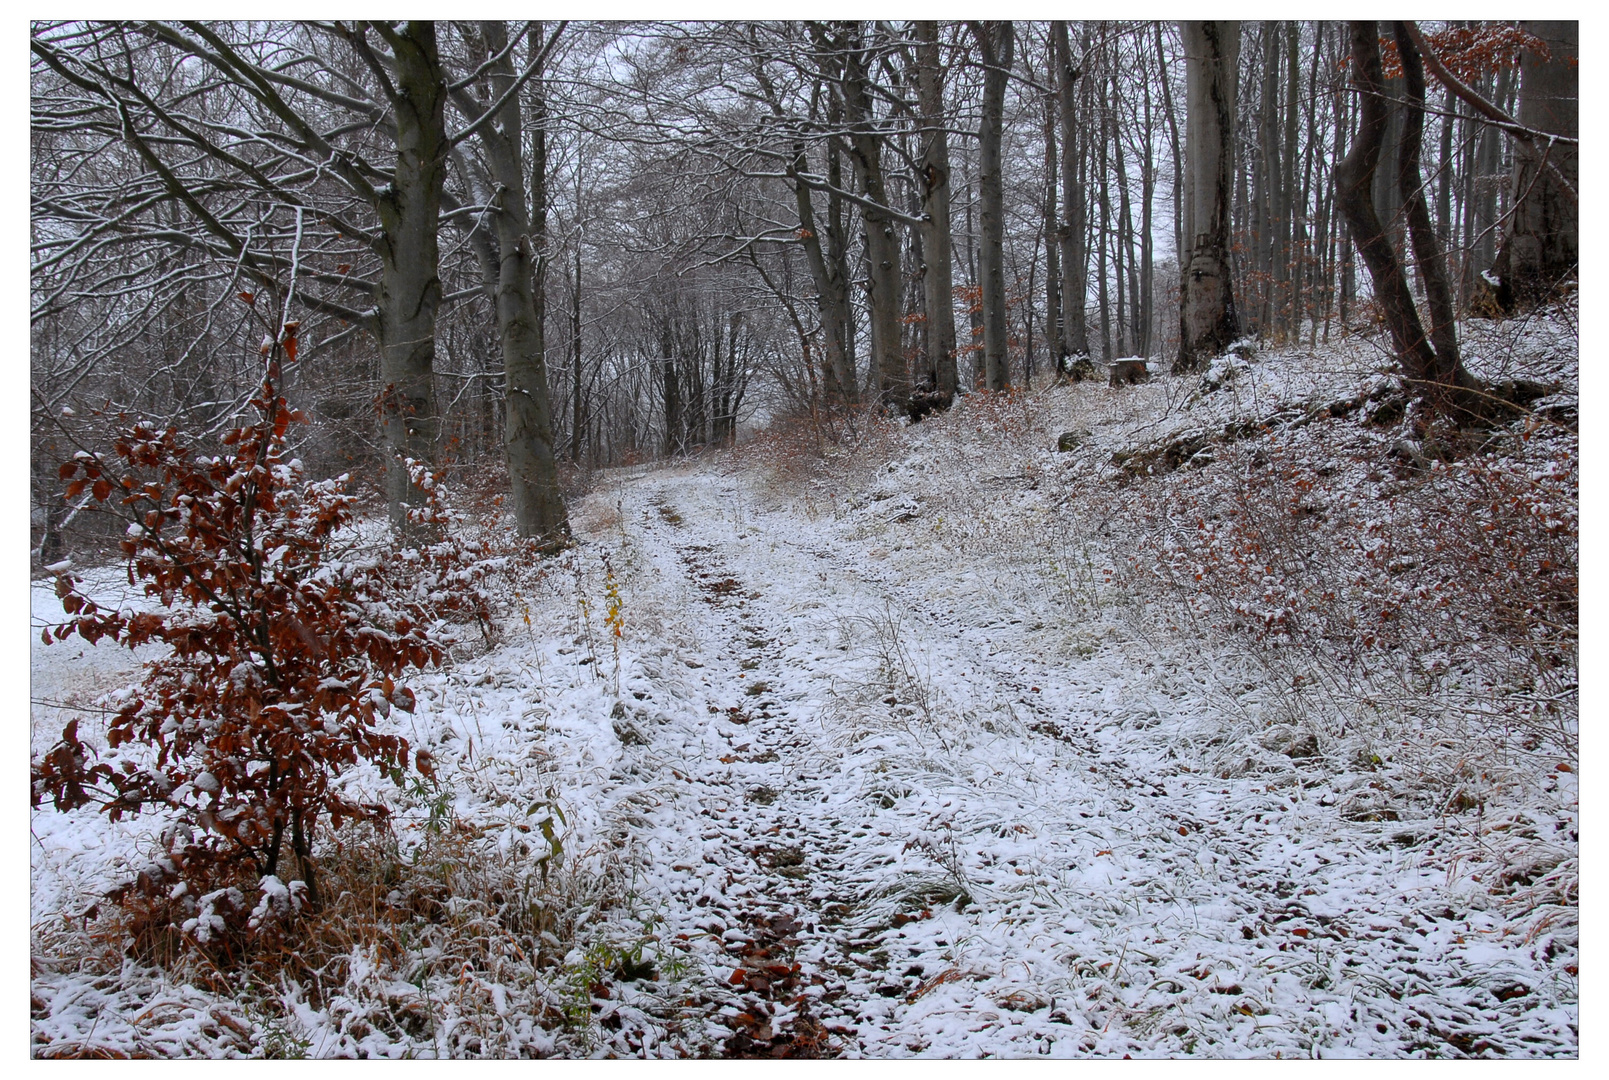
{"left": 970, "top": 20, "right": 1013, "bottom": 391}
{"left": 1096, "top": 98, "right": 1112, "bottom": 363}
{"left": 1139, "top": 71, "right": 1156, "bottom": 359}
{"left": 1256, "top": 22, "right": 1281, "bottom": 335}
{"left": 1371, "top": 76, "right": 1404, "bottom": 252}
{"left": 1392, "top": 22, "right": 1466, "bottom": 390}
{"left": 460, "top": 21, "right": 569, "bottom": 543}
{"left": 915, "top": 21, "right": 958, "bottom": 406}
{"left": 1489, "top": 20, "right": 1578, "bottom": 309}
{"left": 1055, "top": 22, "right": 1093, "bottom": 373}
{"left": 1279, "top": 21, "right": 1299, "bottom": 337}
{"left": 1322, "top": 62, "right": 1344, "bottom": 342}
{"left": 1112, "top": 75, "right": 1133, "bottom": 356}
{"left": 1155, "top": 23, "right": 1184, "bottom": 287}
{"left": 1131, "top": 65, "right": 1156, "bottom": 359}
{"left": 825, "top": 105, "right": 856, "bottom": 398}
{"left": 756, "top": 56, "right": 857, "bottom": 407}
{"left": 1467, "top": 65, "right": 1510, "bottom": 298}
{"left": 1041, "top": 85, "right": 1064, "bottom": 373}
{"left": 1175, "top": 20, "right": 1240, "bottom": 372}
{"left": 837, "top": 27, "right": 906, "bottom": 410}
{"left": 962, "top": 172, "right": 983, "bottom": 384}
{"left": 571, "top": 231, "right": 584, "bottom": 464}
{"left": 790, "top": 139, "right": 857, "bottom": 404}
{"left": 1300, "top": 26, "right": 1323, "bottom": 342}
{"left": 374, "top": 22, "right": 448, "bottom": 536}
{"left": 1335, "top": 23, "right": 1477, "bottom": 417}
{"left": 1436, "top": 83, "right": 1455, "bottom": 246}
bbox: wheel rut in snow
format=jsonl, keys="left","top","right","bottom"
{"left": 632, "top": 492, "right": 860, "bottom": 1055}
{"left": 630, "top": 487, "right": 1077, "bottom": 1056}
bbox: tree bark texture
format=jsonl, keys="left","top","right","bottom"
{"left": 1041, "top": 86, "right": 1064, "bottom": 372}
{"left": 1490, "top": 20, "right": 1578, "bottom": 308}
{"left": 374, "top": 22, "right": 448, "bottom": 536}
{"left": 1468, "top": 65, "right": 1511, "bottom": 298}
{"left": 1280, "top": 22, "right": 1299, "bottom": 337}
{"left": 1056, "top": 22, "right": 1093, "bottom": 373}
{"left": 1176, "top": 20, "right": 1240, "bottom": 373}
{"left": 1335, "top": 22, "right": 1477, "bottom": 416}
{"left": 836, "top": 26, "right": 907, "bottom": 410}
{"left": 1155, "top": 23, "right": 1184, "bottom": 286}
{"left": 756, "top": 52, "right": 858, "bottom": 408}
{"left": 1392, "top": 22, "right": 1467, "bottom": 387}
{"left": 971, "top": 20, "right": 1013, "bottom": 391}
{"left": 462, "top": 21, "right": 569, "bottom": 544}
{"left": 915, "top": 21, "right": 959, "bottom": 406}
{"left": 789, "top": 143, "right": 858, "bottom": 406}
{"left": 1256, "top": 22, "right": 1281, "bottom": 335}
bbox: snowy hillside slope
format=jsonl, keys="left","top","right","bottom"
{"left": 31, "top": 318, "right": 1577, "bottom": 1058}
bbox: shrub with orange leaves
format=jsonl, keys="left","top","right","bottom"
{"left": 34, "top": 350, "right": 493, "bottom": 962}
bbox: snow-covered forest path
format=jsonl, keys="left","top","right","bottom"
{"left": 30, "top": 407, "right": 1577, "bottom": 1059}
{"left": 565, "top": 462, "right": 1576, "bottom": 1058}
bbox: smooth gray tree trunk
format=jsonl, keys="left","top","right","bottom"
{"left": 1280, "top": 21, "right": 1299, "bottom": 337}
{"left": 915, "top": 21, "right": 959, "bottom": 406}
{"left": 1155, "top": 23, "right": 1184, "bottom": 288}
{"left": 1468, "top": 65, "right": 1511, "bottom": 299}
{"left": 1139, "top": 67, "right": 1156, "bottom": 358}
{"left": 970, "top": 20, "right": 1013, "bottom": 391}
{"left": 1175, "top": 20, "right": 1241, "bottom": 373}
{"left": 374, "top": 22, "right": 448, "bottom": 537}
{"left": 1055, "top": 22, "right": 1092, "bottom": 374}
{"left": 1111, "top": 74, "right": 1140, "bottom": 356}
{"left": 1490, "top": 20, "right": 1578, "bottom": 309}
{"left": 1041, "top": 85, "right": 1064, "bottom": 372}
{"left": 456, "top": 21, "right": 569, "bottom": 544}
{"left": 834, "top": 26, "right": 905, "bottom": 409}
{"left": 1096, "top": 92, "right": 1111, "bottom": 363}
{"left": 754, "top": 57, "right": 857, "bottom": 407}
{"left": 792, "top": 156, "right": 858, "bottom": 405}
{"left": 1393, "top": 22, "right": 1465, "bottom": 382}
{"left": 1335, "top": 23, "right": 1478, "bottom": 418}
{"left": 1256, "top": 21, "right": 1280, "bottom": 335}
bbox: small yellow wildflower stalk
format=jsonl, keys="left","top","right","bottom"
{"left": 601, "top": 553, "right": 625, "bottom": 697}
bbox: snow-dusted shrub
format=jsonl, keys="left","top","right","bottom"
{"left": 33, "top": 353, "right": 497, "bottom": 962}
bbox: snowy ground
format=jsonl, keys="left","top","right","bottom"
{"left": 31, "top": 325, "right": 1578, "bottom": 1058}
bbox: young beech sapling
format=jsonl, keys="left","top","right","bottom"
{"left": 34, "top": 346, "right": 491, "bottom": 957}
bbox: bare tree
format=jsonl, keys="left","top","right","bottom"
{"left": 969, "top": 20, "right": 1013, "bottom": 390}
{"left": 1488, "top": 21, "right": 1578, "bottom": 309}
{"left": 1176, "top": 20, "right": 1240, "bottom": 372}
{"left": 1054, "top": 21, "right": 1093, "bottom": 375}
{"left": 825, "top": 22, "right": 909, "bottom": 410}
{"left": 368, "top": 22, "right": 452, "bottom": 535}
{"left": 33, "top": 21, "right": 456, "bottom": 535}
{"left": 448, "top": 21, "right": 570, "bottom": 544}
{"left": 1334, "top": 22, "right": 1478, "bottom": 418}
{"left": 750, "top": 37, "right": 859, "bottom": 407}
{"left": 914, "top": 21, "right": 959, "bottom": 408}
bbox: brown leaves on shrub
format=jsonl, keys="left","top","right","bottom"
{"left": 34, "top": 353, "right": 495, "bottom": 959}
